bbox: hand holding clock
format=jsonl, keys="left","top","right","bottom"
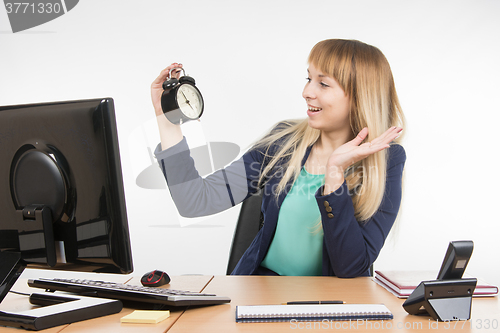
{"left": 158, "top": 65, "right": 204, "bottom": 124}
{"left": 151, "top": 63, "right": 183, "bottom": 117}
{"left": 151, "top": 63, "right": 184, "bottom": 150}
{"left": 151, "top": 63, "right": 204, "bottom": 150}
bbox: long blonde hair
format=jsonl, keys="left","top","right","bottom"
{"left": 254, "top": 39, "right": 405, "bottom": 222}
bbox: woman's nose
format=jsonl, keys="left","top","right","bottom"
{"left": 302, "top": 84, "right": 315, "bottom": 100}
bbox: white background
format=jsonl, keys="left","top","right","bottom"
{"left": 1, "top": 0, "right": 499, "bottom": 288}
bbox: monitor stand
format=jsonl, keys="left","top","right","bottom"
{"left": 0, "top": 251, "right": 123, "bottom": 331}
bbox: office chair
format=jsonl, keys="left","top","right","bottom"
{"left": 226, "top": 191, "right": 263, "bottom": 275}
{"left": 225, "top": 190, "right": 374, "bottom": 276}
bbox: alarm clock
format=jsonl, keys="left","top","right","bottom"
{"left": 161, "top": 67, "right": 204, "bottom": 124}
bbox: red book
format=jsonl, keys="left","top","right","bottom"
{"left": 374, "top": 270, "right": 498, "bottom": 298}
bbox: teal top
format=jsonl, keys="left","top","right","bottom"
{"left": 260, "top": 166, "right": 324, "bottom": 276}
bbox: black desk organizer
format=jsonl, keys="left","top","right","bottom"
{"left": 403, "top": 240, "right": 476, "bottom": 321}
{"left": 0, "top": 251, "right": 122, "bottom": 331}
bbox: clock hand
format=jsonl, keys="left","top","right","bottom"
{"left": 180, "top": 90, "right": 196, "bottom": 111}
{"left": 178, "top": 90, "right": 196, "bottom": 113}
{"left": 180, "top": 90, "right": 190, "bottom": 104}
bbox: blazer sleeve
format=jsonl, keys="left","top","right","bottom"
{"left": 154, "top": 137, "right": 264, "bottom": 217}
{"left": 315, "top": 144, "right": 406, "bottom": 277}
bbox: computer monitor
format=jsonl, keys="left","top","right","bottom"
{"left": 0, "top": 98, "right": 133, "bottom": 329}
{"left": 0, "top": 97, "right": 132, "bottom": 275}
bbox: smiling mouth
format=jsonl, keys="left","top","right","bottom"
{"left": 308, "top": 106, "right": 322, "bottom": 112}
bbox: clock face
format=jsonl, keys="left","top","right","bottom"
{"left": 177, "top": 84, "right": 203, "bottom": 119}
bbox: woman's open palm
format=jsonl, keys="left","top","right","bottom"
{"left": 328, "top": 127, "right": 403, "bottom": 171}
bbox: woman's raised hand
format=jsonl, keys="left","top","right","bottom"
{"left": 152, "top": 63, "right": 184, "bottom": 150}
{"left": 151, "top": 63, "right": 183, "bottom": 116}
{"left": 327, "top": 127, "right": 402, "bottom": 171}
{"left": 323, "top": 126, "right": 402, "bottom": 195}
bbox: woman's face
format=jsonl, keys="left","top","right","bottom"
{"left": 302, "top": 64, "right": 350, "bottom": 134}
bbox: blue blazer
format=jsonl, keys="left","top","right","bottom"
{"left": 155, "top": 132, "right": 406, "bottom": 278}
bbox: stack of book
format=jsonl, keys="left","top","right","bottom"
{"left": 374, "top": 270, "right": 498, "bottom": 298}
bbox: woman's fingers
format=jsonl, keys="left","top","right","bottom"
{"left": 168, "top": 63, "right": 183, "bottom": 79}
{"left": 151, "top": 63, "right": 184, "bottom": 115}
{"left": 358, "top": 126, "right": 402, "bottom": 157}
{"left": 328, "top": 126, "right": 402, "bottom": 170}
{"left": 368, "top": 126, "right": 402, "bottom": 147}
{"left": 153, "top": 63, "right": 183, "bottom": 86}
{"left": 349, "top": 127, "right": 369, "bottom": 146}
{"left": 171, "top": 66, "right": 183, "bottom": 79}
{"left": 351, "top": 126, "right": 402, "bottom": 149}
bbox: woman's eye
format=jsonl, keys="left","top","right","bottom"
{"left": 305, "top": 77, "right": 329, "bottom": 87}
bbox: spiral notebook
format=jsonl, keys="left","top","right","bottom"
{"left": 235, "top": 304, "right": 393, "bottom": 323}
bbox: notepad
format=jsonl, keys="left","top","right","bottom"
{"left": 120, "top": 310, "right": 170, "bottom": 324}
{"left": 235, "top": 304, "right": 393, "bottom": 323}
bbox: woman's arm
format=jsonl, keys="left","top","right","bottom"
{"left": 151, "top": 64, "right": 270, "bottom": 217}
{"left": 155, "top": 139, "right": 265, "bottom": 217}
{"left": 152, "top": 63, "right": 258, "bottom": 217}
{"left": 316, "top": 144, "right": 406, "bottom": 277}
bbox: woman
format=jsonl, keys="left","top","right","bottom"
{"left": 152, "top": 39, "right": 406, "bottom": 277}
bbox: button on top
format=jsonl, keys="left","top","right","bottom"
{"left": 323, "top": 201, "right": 333, "bottom": 217}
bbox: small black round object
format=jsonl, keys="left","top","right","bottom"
{"left": 141, "top": 270, "right": 171, "bottom": 287}
{"left": 179, "top": 76, "right": 195, "bottom": 84}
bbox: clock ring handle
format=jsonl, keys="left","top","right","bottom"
{"left": 169, "top": 67, "right": 185, "bottom": 79}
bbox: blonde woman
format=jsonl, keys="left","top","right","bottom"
{"left": 152, "top": 39, "right": 405, "bottom": 277}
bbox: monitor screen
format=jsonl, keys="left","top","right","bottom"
{"left": 0, "top": 98, "right": 133, "bottom": 274}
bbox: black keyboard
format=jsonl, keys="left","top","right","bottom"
{"left": 28, "top": 278, "right": 230, "bottom": 307}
